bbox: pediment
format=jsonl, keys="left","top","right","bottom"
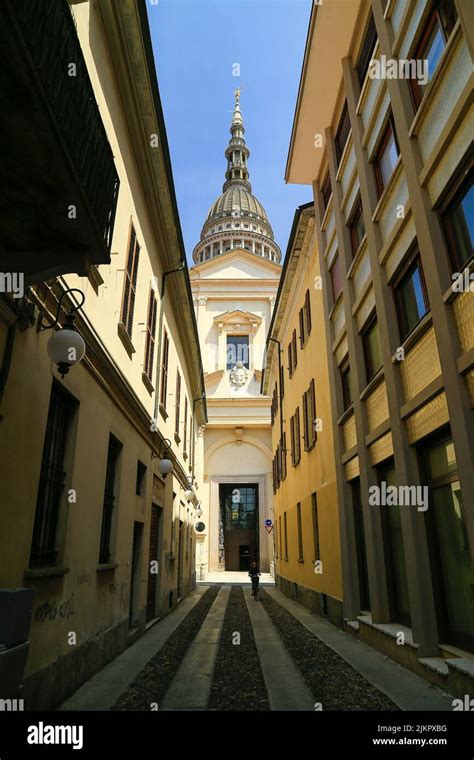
{"left": 213, "top": 309, "right": 262, "bottom": 329}
{"left": 191, "top": 249, "right": 281, "bottom": 280}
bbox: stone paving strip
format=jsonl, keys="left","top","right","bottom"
{"left": 60, "top": 586, "right": 209, "bottom": 711}
{"left": 160, "top": 586, "right": 230, "bottom": 710}
{"left": 209, "top": 586, "right": 269, "bottom": 710}
{"left": 259, "top": 590, "right": 398, "bottom": 711}
{"left": 265, "top": 588, "right": 453, "bottom": 711}
{"left": 244, "top": 588, "right": 314, "bottom": 711}
{"left": 111, "top": 586, "right": 220, "bottom": 711}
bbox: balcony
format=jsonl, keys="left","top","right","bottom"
{"left": 0, "top": 0, "right": 120, "bottom": 284}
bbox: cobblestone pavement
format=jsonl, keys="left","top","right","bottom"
{"left": 104, "top": 583, "right": 444, "bottom": 712}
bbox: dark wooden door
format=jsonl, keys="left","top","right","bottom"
{"left": 146, "top": 506, "right": 160, "bottom": 622}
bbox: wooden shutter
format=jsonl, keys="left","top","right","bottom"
{"left": 144, "top": 289, "right": 157, "bottom": 382}
{"left": 160, "top": 330, "right": 169, "bottom": 407}
{"left": 183, "top": 397, "right": 188, "bottom": 456}
{"left": 288, "top": 342, "right": 293, "bottom": 377}
{"left": 305, "top": 289, "right": 312, "bottom": 335}
{"left": 290, "top": 414, "right": 295, "bottom": 466}
{"left": 295, "top": 406, "right": 301, "bottom": 464}
{"left": 121, "top": 225, "right": 140, "bottom": 338}
{"left": 175, "top": 372, "right": 181, "bottom": 435}
{"left": 310, "top": 379, "right": 316, "bottom": 446}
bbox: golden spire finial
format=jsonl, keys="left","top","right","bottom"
{"left": 234, "top": 87, "right": 240, "bottom": 106}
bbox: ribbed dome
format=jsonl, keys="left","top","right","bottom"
{"left": 192, "top": 89, "right": 281, "bottom": 265}
{"left": 207, "top": 186, "right": 268, "bottom": 223}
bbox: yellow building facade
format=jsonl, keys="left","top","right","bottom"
{"left": 0, "top": 0, "right": 205, "bottom": 709}
{"left": 284, "top": 0, "right": 474, "bottom": 694}
{"left": 263, "top": 204, "right": 343, "bottom": 623}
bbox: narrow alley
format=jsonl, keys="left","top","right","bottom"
{"left": 60, "top": 576, "right": 452, "bottom": 713}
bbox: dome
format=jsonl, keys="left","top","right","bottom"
{"left": 207, "top": 186, "right": 269, "bottom": 224}
{"left": 193, "top": 90, "right": 281, "bottom": 265}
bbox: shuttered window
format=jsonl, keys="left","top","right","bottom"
{"left": 121, "top": 225, "right": 140, "bottom": 339}
{"left": 144, "top": 289, "right": 157, "bottom": 383}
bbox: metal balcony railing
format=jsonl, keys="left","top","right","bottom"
{"left": 7, "top": 0, "right": 120, "bottom": 253}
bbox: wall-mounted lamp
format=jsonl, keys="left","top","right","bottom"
{"left": 154, "top": 438, "right": 173, "bottom": 477}
{"left": 37, "top": 289, "right": 86, "bottom": 378}
{"left": 184, "top": 475, "right": 195, "bottom": 502}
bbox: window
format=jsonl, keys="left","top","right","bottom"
{"left": 121, "top": 224, "right": 140, "bottom": 339}
{"left": 99, "top": 435, "right": 122, "bottom": 564}
{"left": 362, "top": 315, "right": 383, "bottom": 382}
{"left": 312, "top": 492, "right": 320, "bottom": 562}
{"left": 29, "top": 383, "right": 78, "bottom": 567}
{"left": 280, "top": 362, "right": 285, "bottom": 399}
{"left": 279, "top": 515, "right": 282, "bottom": 559}
{"left": 175, "top": 372, "right": 181, "bottom": 438}
{"left": 321, "top": 171, "right": 332, "bottom": 211}
{"left": 440, "top": 156, "right": 473, "bottom": 271}
{"left": 290, "top": 407, "right": 301, "bottom": 466}
{"left": 288, "top": 341, "right": 293, "bottom": 378}
{"left": 409, "top": 0, "right": 458, "bottom": 110}
{"left": 275, "top": 521, "right": 278, "bottom": 559}
{"left": 283, "top": 512, "right": 288, "bottom": 560}
{"left": 281, "top": 432, "right": 287, "bottom": 480}
{"left": 292, "top": 329, "right": 297, "bottom": 370}
{"left": 374, "top": 116, "right": 400, "bottom": 196}
{"left": 357, "top": 13, "right": 377, "bottom": 87}
{"left": 189, "top": 418, "right": 194, "bottom": 473}
{"left": 335, "top": 101, "right": 351, "bottom": 165}
{"left": 330, "top": 253, "right": 343, "bottom": 301}
{"left": 226, "top": 334, "right": 249, "bottom": 369}
{"left": 271, "top": 383, "right": 279, "bottom": 426}
{"left": 305, "top": 289, "right": 312, "bottom": 336}
{"left": 299, "top": 307, "right": 305, "bottom": 348}
{"left": 349, "top": 197, "right": 366, "bottom": 255}
{"left": 394, "top": 254, "right": 429, "bottom": 340}
{"left": 297, "top": 503, "right": 304, "bottom": 561}
{"left": 421, "top": 433, "right": 473, "bottom": 649}
{"left": 136, "top": 461, "right": 147, "bottom": 497}
{"left": 144, "top": 290, "right": 157, "bottom": 384}
{"left": 160, "top": 330, "right": 169, "bottom": 410}
{"left": 302, "top": 379, "right": 317, "bottom": 450}
{"left": 341, "top": 359, "right": 352, "bottom": 411}
{"left": 183, "top": 398, "right": 188, "bottom": 458}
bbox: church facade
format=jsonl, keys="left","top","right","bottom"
{"left": 191, "top": 91, "right": 281, "bottom": 575}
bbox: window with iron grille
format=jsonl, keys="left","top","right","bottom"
{"left": 160, "top": 330, "right": 169, "bottom": 409}
{"left": 29, "top": 383, "right": 78, "bottom": 568}
{"left": 99, "top": 435, "right": 122, "bottom": 564}
{"left": 144, "top": 289, "right": 157, "bottom": 383}
{"left": 175, "top": 371, "right": 181, "bottom": 438}
{"left": 121, "top": 224, "right": 140, "bottom": 339}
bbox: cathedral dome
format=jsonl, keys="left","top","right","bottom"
{"left": 193, "top": 90, "right": 281, "bottom": 265}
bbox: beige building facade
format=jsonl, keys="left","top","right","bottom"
{"left": 0, "top": 0, "right": 205, "bottom": 709}
{"left": 285, "top": 0, "right": 473, "bottom": 693}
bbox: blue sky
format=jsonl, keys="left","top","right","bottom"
{"left": 146, "top": 0, "right": 313, "bottom": 264}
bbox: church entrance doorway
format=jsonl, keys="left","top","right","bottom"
{"left": 219, "top": 484, "right": 259, "bottom": 571}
